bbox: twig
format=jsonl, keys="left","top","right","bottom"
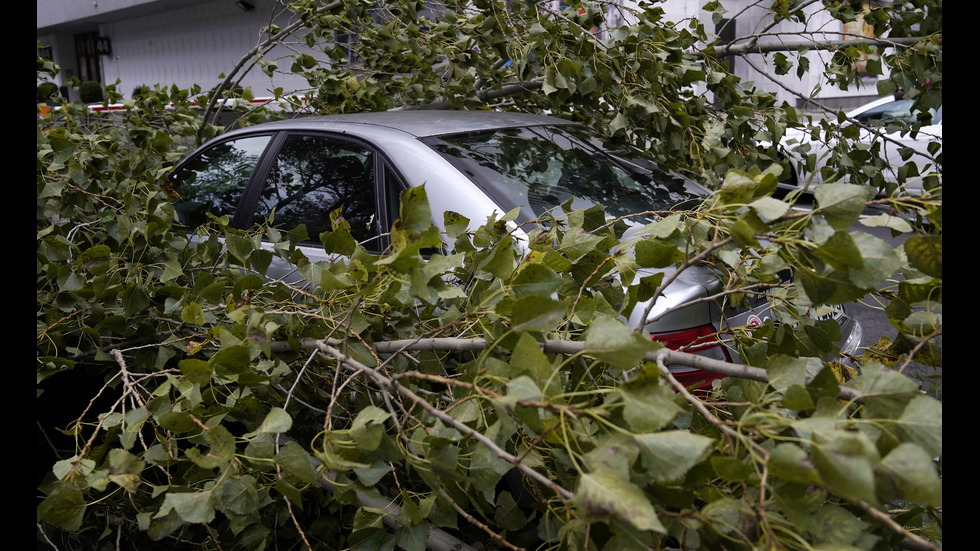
{"left": 851, "top": 500, "right": 939, "bottom": 551}
{"left": 895, "top": 325, "right": 942, "bottom": 374}
{"left": 656, "top": 352, "right": 767, "bottom": 458}
{"left": 436, "top": 486, "right": 526, "bottom": 551}
{"left": 313, "top": 340, "right": 576, "bottom": 502}
{"left": 36, "top": 523, "right": 61, "bottom": 551}
{"left": 198, "top": 0, "right": 343, "bottom": 140}
{"left": 633, "top": 236, "right": 735, "bottom": 333}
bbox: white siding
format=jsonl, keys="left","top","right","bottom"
{"left": 98, "top": 0, "right": 324, "bottom": 97}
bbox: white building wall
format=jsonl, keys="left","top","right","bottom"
{"left": 97, "top": 0, "right": 323, "bottom": 98}
{"left": 40, "top": 0, "right": 886, "bottom": 108}
{"left": 609, "top": 0, "right": 882, "bottom": 110}
{"left": 710, "top": 0, "right": 883, "bottom": 109}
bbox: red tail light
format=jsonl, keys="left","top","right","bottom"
{"left": 652, "top": 324, "right": 730, "bottom": 390}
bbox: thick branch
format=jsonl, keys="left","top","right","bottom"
{"left": 712, "top": 36, "right": 925, "bottom": 57}
{"left": 280, "top": 336, "right": 863, "bottom": 402}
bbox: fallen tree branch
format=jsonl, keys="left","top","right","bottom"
{"left": 301, "top": 440, "right": 478, "bottom": 551}
{"left": 711, "top": 36, "right": 925, "bottom": 57}
{"left": 274, "top": 336, "right": 863, "bottom": 401}
{"left": 313, "top": 340, "right": 577, "bottom": 501}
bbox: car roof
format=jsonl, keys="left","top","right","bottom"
{"left": 220, "top": 110, "right": 578, "bottom": 140}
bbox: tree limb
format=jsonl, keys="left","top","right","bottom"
{"left": 711, "top": 36, "right": 924, "bottom": 57}
{"left": 312, "top": 339, "right": 577, "bottom": 501}
{"left": 280, "top": 336, "right": 863, "bottom": 402}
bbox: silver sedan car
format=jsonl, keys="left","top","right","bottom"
{"left": 168, "top": 111, "right": 862, "bottom": 387}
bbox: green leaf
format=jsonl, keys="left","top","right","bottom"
{"left": 814, "top": 184, "right": 875, "bottom": 231}
{"left": 122, "top": 285, "right": 151, "bottom": 317}
{"left": 877, "top": 443, "right": 942, "bottom": 506}
{"left": 120, "top": 407, "right": 149, "bottom": 450}
{"left": 510, "top": 333, "right": 559, "bottom": 396}
{"left": 711, "top": 456, "right": 752, "bottom": 482}
{"left": 186, "top": 425, "right": 236, "bottom": 469}
{"left": 575, "top": 469, "right": 665, "bottom": 533}
{"left": 108, "top": 449, "right": 145, "bottom": 493}
{"left": 617, "top": 383, "right": 681, "bottom": 432}
{"left": 814, "top": 231, "right": 865, "bottom": 271}
{"left": 395, "top": 523, "right": 430, "bottom": 551}
{"left": 511, "top": 263, "right": 565, "bottom": 298}
{"left": 274, "top": 478, "right": 304, "bottom": 509}
{"left": 856, "top": 364, "right": 922, "bottom": 419}
{"left": 635, "top": 239, "right": 684, "bottom": 268}
{"left": 860, "top": 213, "right": 913, "bottom": 233}
{"left": 700, "top": 498, "right": 750, "bottom": 536}
{"left": 225, "top": 233, "right": 254, "bottom": 264}
{"left": 258, "top": 408, "right": 293, "bottom": 434}
{"left": 350, "top": 406, "right": 390, "bottom": 451}
{"left": 812, "top": 504, "right": 867, "bottom": 546}
{"left": 214, "top": 475, "right": 260, "bottom": 516}
{"left": 718, "top": 170, "right": 774, "bottom": 205}
{"left": 495, "top": 491, "right": 529, "bottom": 530}
{"left": 877, "top": 79, "right": 898, "bottom": 96}
{"left": 812, "top": 430, "right": 880, "bottom": 505}
{"left": 780, "top": 385, "right": 815, "bottom": 411}
{"left": 276, "top": 441, "right": 317, "bottom": 485}
{"left": 634, "top": 431, "right": 714, "bottom": 482}
{"left": 897, "top": 394, "right": 943, "bottom": 458}
{"left": 847, "top": 231, "right": 902, "bottom": 289}
{"left": 766, "top": 355, "right": 823, "bottom": 393}
{"left": 209, "top": 345, "right": 253, "bottom": 375}
{"left": 443, "top": 211, "right": 470, "bottom": 239}
{"left": 904, "top": 235, "right": 942, "bottom": 278}
{"left": 37, "top": 483, "right": 87, "bottom": 531}
{"left": 161, "top": 489, "right": 215, "bottom": 524}
{"left": 768, "top": 443, "right": 822, "bottom": 485}
{"left": 583, "top": 433, "right": 638, "bottom": 473}
{"left": 511, "top": 295, "right": 566, "bottom": 333}
{"left": 398, "top": 185, "right": 434, "bottom": 233}
{"left": 179, "top": 359, "right": 213, "bottom": 386}
{"left": 180, "top": 302, "right": 205, "bottom": 325}
{"left": 730, "top": 217, "right": 760, "bottom": 248}
{"left": 585, "top": 317, "right": 656, "bottom": 370}
{"left": 749, "top": 196, "right": 791, "bottom": 221}
{"left": 354, "top": 463, "right": 392, "bottom": 486}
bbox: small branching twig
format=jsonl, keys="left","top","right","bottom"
{"left": 314, "top": 339, "right": 576, "bottom": 502}
{"left": 633, "top": 236, "right": 735, "bottom": 333}
{"left": 436, "top": 486, "right": 526, "bottom": 551}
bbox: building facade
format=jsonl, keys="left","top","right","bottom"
{"left": 37, "top": 0, "right": 321, "bottom": 102}
{"left": 38, "top": 0, "right": 886, "bottom": 109}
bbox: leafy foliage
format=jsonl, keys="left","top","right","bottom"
{"left": 38, "top": 1, "right": 940, "bottom": 549}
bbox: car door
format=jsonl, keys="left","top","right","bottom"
{"left": 169, "top": 131, "right": 405, "bottom": 282}
{"left": 168, "top": 133, "right": 276, "bottom": 228}
{"left": 244, "top": 132, "right": 408, "bottom": 280}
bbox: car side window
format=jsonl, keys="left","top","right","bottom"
{"left": 169, "top": 135, "right": 272, "bottom": 228}
{"left": 253, "top": 135, "right": 381, "bottom": 248}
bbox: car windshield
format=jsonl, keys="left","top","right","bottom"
{"left": 421, "top": 125, "right": 702, "bottom": 224}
